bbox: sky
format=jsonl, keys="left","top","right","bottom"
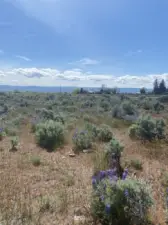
{"left": 0, "top": 0, "right": 168, "bottom": 87}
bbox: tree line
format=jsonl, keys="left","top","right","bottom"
{"left": 140, "top": 78, "right": 167, "bottom": 94}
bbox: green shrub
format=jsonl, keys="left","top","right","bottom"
{"left": 129, "top": 115, "right": 165, "bottom": 141}
{"left": 137, "top": 115, "right": 156, "bottom": 140}
{"left": 35, "top": 120, "right": 64, "bottom": 151}
{"left": 85, "top": 123, "right": 112, "bottom": 142}
{"left": 100, "top": 101, "right": 110, "bottom": 111}
{"left": 158, "top": 95, "right": 168, "bottom": 103}
{"left": 97, "top": 124, "right": 113, "bottom": 142}
{"left": 36, "top": 108, "right": 54, "bottom": 120}
{"left": 112, "top": 101, "right": 136, "bottom": 119}
{"left": 31, "top": 156, "right": 41, "bottom": 166}
{"left": 85, "top": 123, "right": 99, "bottom": 139}
{"left": 0, "top": 129, "right": 6, "bottom": 140}
{"left": 72, "top": 129, "right": 92, "bottom": 151}
{"left": 130, "top": 159, "right": 143, "bottom": 170}
{"left": 128, "top": 124, "right": 139, "bottom": 139}
{"left": 83, "top": 114, "right": 92, "bottom": 122}
{"left": 153, "top": 101, "right": 164, "bottom": 113}
{"left": 5, "top": 127, "right": 18, "bottom": 136}
{"left": 10, "top": 136, "right": 19, "bottom": 150}
{"left": 112, "top": 105, "right": 122, "bottom": 118}
{"left": 91, "top": 177, "right": 153, "bottom": 225}
{"left": 105, "top": 138, "right": 124, "bottom": 159}
{"left": 142, "top": 100, "right": 153, "bottom": 110}
{"left": 155, "top": 118, "right": 166, "bottom": 139}
{"left": 31, "top": 123, "right": 36, "bottom": 133}
{"left": 121, "top": 101, "right": 135, "bottom": 115}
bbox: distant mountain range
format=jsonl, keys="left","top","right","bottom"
{"left": 0, "top": 85, "right": 147, "bottom": 93}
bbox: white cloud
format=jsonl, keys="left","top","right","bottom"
{"left": 125, "top": 49, "right": 142, "bottom": 57}
{"left": 16, "top": 55, "right": 31, "bottom": 61}
{"left": 70, "top": 58, "right": 99, "bottom": 66}
{"left": 78, "top": 58, "right": 99, "bottom": 65}
{"left": 0, "top": 67, "right": 168, "bottom": 88}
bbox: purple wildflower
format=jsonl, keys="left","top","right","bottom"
{"left": 72, "top": 129, "right": 78, "bottom": 140}
{"left": 92, "top": 176, "right": 97, "bottom": 188}
{"left": 80, "top": 130, "right": 87, "bottom": 135}
{"left": 105, "top": 204, "right": 111, "bottom": 214}
{"left": 100, "top": 195, "right": 104, "bottom": 201}
{"left": 122, "top": 168, "right": 128, "bottom": 180}
{"left": 103, "top": 183, "right": 106, "bottom": 190}
{"left": 107, "top": 169, "right": 116, "bottom": 178}
{"left": 166, "top": 189, "right": 168, "bottom": 208}
{"left": 110, "top": 175, "right": 118, "bottom": 182}
{"left": 124, "top": 189, "right": 129, "bottom": 198}
{"left": 0, "top": 128, "right": 3, "bottom": 132}
{"left": 99, "top": 171, "right": 106, "bottom": 180}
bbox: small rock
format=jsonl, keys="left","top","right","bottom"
{"left": 74, "top": 208, "right": 83, "bottom": 216}
{"left": 83, "top": 149, "right": 92, "bottom": 153}
{"left": 62, "top": 156, "right": 66, "bottom": 159}
{"left": 9, "top": 147, "right": 18, "bottom": 152}
{"left": 69, "top": 153, "right": 76, "bottom": 157}
{"left": 74, "top": 215, "right": 86, "bottom": 225}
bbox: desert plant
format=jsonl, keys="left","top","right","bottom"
{"left": 130, "top": 159, "right": 143, "bottom": 170}
{"left": 83, "top": 114, "right": 91, "bottom": 122}
{"left": 136, "top": 115, "right": 156, "bottom": 141}
{"left": 91, "top": 172, "right": 153, "bottom": 225}
{"left": 97, "top": 124, "right": 113, "bottom": 142}
{"left": 153, "top": 101, "right": 164, "bottom": 113}
{"left": 105, "top": 138, "right": 124, "bottom": 160}
{"left": 85, "top": 123, "right": 99, "bottom": 139}
{"left": 158, "top": 95, "right": 168, "bottom": 103}
{"left": 128, "top": 124, "right": 139, "bottom": 139}
{"left": 105, "top": 138, "right": 124, "bottom": 176}
{"left": 121, "top": 101, "right": 135, "bottom": 115}
{"left": 142, "top": 100, "right": 153, "bottom": 110}
{"left": 100, "top": 101, "right": 110, "bottom": 111}
{"left": 85, "top": 123, "right": 113, "bottom": 142}
{"left": 5, "top": 127, "right": 18, "bottom": 136}
{"left": 37, "top": 108, "right": 54, "bottom": 120}
{"left": 0, "top": 128, "right": 6, "bottom": 140}
{"left": 155, "top": 118, "right": 166, "bottom": 139}
{"left": 129, "top": 115, "right": 166, "bottom": 141}
{"left": 112, "top": 105, "right": 122, "bottom": 118}
{"left": 35, "top": 120, "right": 64, "bottom": 151}
{"left": 10, "top": 136, "right": 19, "bottom": 151}
{"left": 72, "top": 129, "right": 92, "bottom": 151}
{"left": 31, "top": 156, "right": 41, "bottom": 166}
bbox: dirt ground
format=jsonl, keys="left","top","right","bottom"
{"left": 0, "top": 124, "right": 168, "bottom": 225}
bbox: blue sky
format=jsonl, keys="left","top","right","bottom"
{"left": 0, "top": 0, "right": 168, "bottom": 87}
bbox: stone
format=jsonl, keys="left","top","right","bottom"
{"left": 73, "top": 215, "right": 86, "bottom": 225}
{"left": 74, "top": 208, "right": 83, "bottom": 216}
{"left": 83, "top": 149, "right": 92, "bottom": 153}
{"left": 69, "top": 153, "right": 76, "bottom": 157}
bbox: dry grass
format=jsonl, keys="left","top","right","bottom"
{"left": 0, "top": 122, "right": 168, "bottom": 225}
{"left": 0, "top": 126, "right": 93, "bottom": 225}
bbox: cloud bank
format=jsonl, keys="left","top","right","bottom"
{"left": 0, "top": 67, "right": 168, "bottom": 88}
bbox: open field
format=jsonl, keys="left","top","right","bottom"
{"left": 0, "top": 91, "right": 168, "bottom": 225}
